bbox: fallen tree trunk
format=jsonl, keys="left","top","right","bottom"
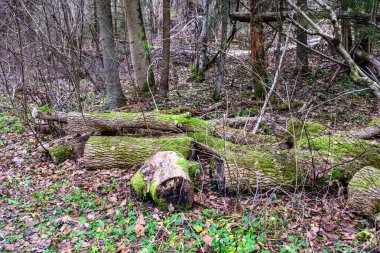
{"left": 355, "top": 52, "right": 380, "bottom": 76}
{"left": 33, "top": 109, "right": 278, "bottom": 145}
{"left": 347, "top": 166, "right": 380, "bottom": 219}
{"left": 350, "top": 125, "right": 380, "bottom": 139}
{"left": 131, "top": 151, "right": 196, "bottom": 210}
{"left": 189, "top": 126, "right": 380, "bottom": 192}
{"left": 33, "top": 110, "right": 380, "bottom": 193}
{"left": 83, "top": 136, "right": 193, "bottom": 169}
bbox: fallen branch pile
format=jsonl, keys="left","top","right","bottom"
{"left": 33, "top": 109, "right": 380, "bottom": 218}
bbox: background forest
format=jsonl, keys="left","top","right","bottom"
{"left": 0, "top": 0, "right": 380, "bottom": 252}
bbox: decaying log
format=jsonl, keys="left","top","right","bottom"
{"left": 131, "top": 151, "right": 197, "bottom": 210}
{"left": 350, "top": 125, "right": 380, "bottom": 140}
{"left": 33, "top": 109, "right": 380, "bottom": 194}
{"left": 32, "top": 108, "right": 68, "bottom": 123}
{"left": 356, "top": 52, "right": 380, "bottom": 76}
{"left": 48, "top": 111, "right": 277, "bottom": 146}
{"left": 190, "top": 125, "right": 380, "bottom": 192}
{"left": 348, "top": 166, "right": 380, "bottom": 219}
{"left": 83, "top": 136, "right": 193, "bottom": 169}
{"left": 39, "top": 134, "right": 90, "bottom": 163}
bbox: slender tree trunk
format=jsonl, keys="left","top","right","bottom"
{"left": 250, "top": 0, "right": 266, "bottom": 98}
{"left": 93, "top": 0, "right": 102, "bottom": 63}
{"left": 160, "top": 0, "right": 171, "bottom": 98}
{"left": 197, "top": 0, "right": 210, "bottom": 82}
{"left": 97, "top": 0, "right": 126, "bottom": 108}
{"left": 125, "top": 0, "right": 155, "bottom": 93}
{"left": 369, "top": 0, "right": 379, "bottom": 52}
{"left": 341, "top": 0, "right": 352, "bottom": 51}
{"left": 296, "top": 0, "right": 309, "bottom": 72}
{"left": 213, "top": 0, "right": 228, "bottom": 101}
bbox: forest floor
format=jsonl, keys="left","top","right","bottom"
{"left": 0, "top": 118, "right": 379, "bottom": 253}
{"left": 1, "top": 51, "right": 380, "bottom": 252}
{"left": 1, "top": 63, "right": 380, "bottom": 252}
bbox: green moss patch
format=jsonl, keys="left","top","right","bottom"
{"left": 158, "top": 114, "right": 210, "bottom": 132}
{"left": 130, "top": 172, "right": 147, "bottom": 196}
{"left": 49, "top": 145, "right": 75, "bottom": 163}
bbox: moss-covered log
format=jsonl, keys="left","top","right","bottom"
{"left": 83, "top": 136, "right": 193, "bottom": 169}
{"left": 347, "top": 166, "right": 380, "bottom": 219}
{"left": 190, "top": 127, "right": 380, "bottom": 192}
{"left": 41, "top": 111, "right": 280, "bottom": 145}
{"left": 39, "top": 134, "right": 90, "bottom": 163}
{"left": 131, "top": 151, "right": 197, "bottom": 210}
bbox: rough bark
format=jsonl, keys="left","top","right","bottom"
{"left": 250, "top": 0, "right": 266, "bottom": 98}
{"left": 97, "top": 0, "right": 126, "bottom": 108}
{"left": 83, "top": 136, "right": 193, "bottom": 169}
{"left": 213, "top": 0, "right": 229, "bottom": 101}
{"left": 124, "top": 0, "right": 155, "bottom": 92}
{"left": 159, "top": 0, "right": 171, "bottom": 97}
{"left": 197, "top": 0, "right": 210, "bottom": 81}
{"left": 194, "top": 130, "right": 380, "bottom": 192}
{"left": 296, "top": 0, "right": 309, "bottom": 71}
{"left": 130, "top": 151, "right": 196, "bottom": 209}
{"left": 62, "top": 111, "right": 280, "bottom": 146}
{"left": 341, "top": 0, "right": 352, "bottom": 51}
{"left": 348, "top": 166, "right": 380, "bottom": 219}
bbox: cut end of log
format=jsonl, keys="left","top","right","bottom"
{"left": 151, "top": 177, "right": 194, "bottom": 210}
{"left": 131, "top": 151, "right": 195, "bottom": 210}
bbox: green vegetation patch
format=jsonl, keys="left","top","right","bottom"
{"left": 49, "top": 145, "right": 75, "bottom": 163}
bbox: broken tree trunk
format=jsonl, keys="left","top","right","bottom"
{"left": 83, "top": 136, "right": 193, "bottom": 169}
{"left": 347, "top": 166, "right": 380, "bottom": 219}
{"left": 39, "top": 134, "right": 90, "bottom": 163}
{"left": 131, "top": 151, "right": 197, "bottom": 210}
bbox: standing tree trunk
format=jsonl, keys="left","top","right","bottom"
{"left": 97, "top": 0, "right": 126, "bottom": 109}
{"left": 159, "top": 0, "right": 171, "bottom": 98}
{"left": 250, "top": 0, "right": 266, "bottom": 98}
{"left": 125, "top": 0, "right": 155, "bottom": 92}
{"left": 341, "top": 0, "right": 352, "bottom": 51}
{"left": 369, "top": 0, "right": 379, "bottom": 53}
{"left": 213, "top": 0, "right": 228, "bottom": 101}
{"left": 197, "top": 0, "right": 210, "bottom": 82}
{"left": 296, "top": 0, "right": 309, "bottom": 72}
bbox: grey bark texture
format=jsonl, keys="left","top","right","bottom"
{"left": 97, "top": 0, "right": 126, "bottom": 108}
{"left": 296, "top": 0, "right": 309, "bottom": 71}
{"left": 197, "top": 0, "right": 210, "bottom": 81}
{"left": 125, "top": 0, "right": 155, "bottom": 92}
{"left": 159, "top": 0, "right": 171, "bottom": 97}
{"left": 213, "top": 0, "right": 229, "bottom": 101}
